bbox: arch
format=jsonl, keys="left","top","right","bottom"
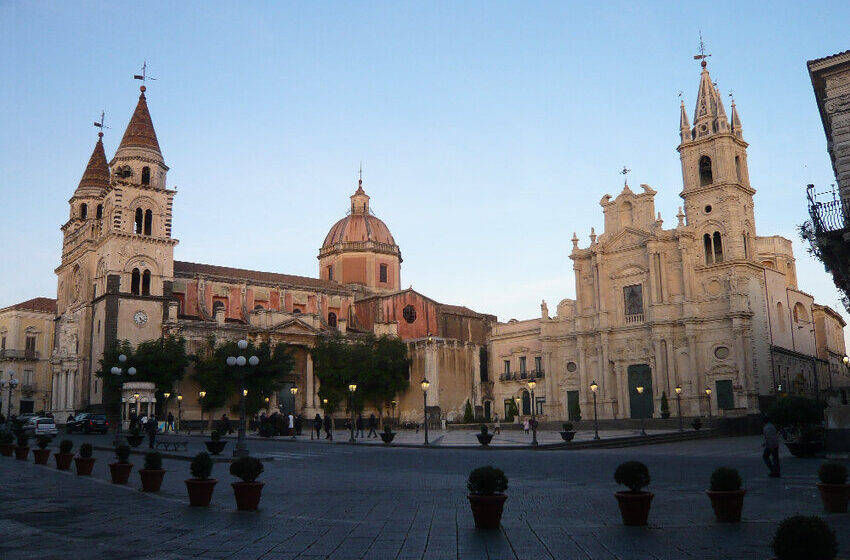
{"left": 713, "top": 231, "right": 723, "bottom": 263}
{"left": 212, "top": 300, "right": 226, "bottom": 315}
{"left": 620, "top": 201, "right": 634, "bottom": 227}
{"left": 328, "top": 311, "right": 337, "bottom": 328}
{"left": 521, "top": 390, "right": 531, "bottom": 415}
{"left": 96, "top": 204, "right": 103, "bottom": 220}
{"left": 130, "top": 268, "right": 141, "bottom": 295}
{"left": 134, "top": 208, "right": 143, "bottom": 234}
{"left": 144, "top": 209, "right": 153, "bottom": 236}
{"left": 793, "top": 302, "right": 808, "bottom": 323}
{"left": 699, "top": 155, "right": 713, "bottom": 186}
{"left": 80, "top": 203, "right": 88, "bottom": 220}
{"left": 141, "top": 269, "right": 151, "bottom": 296}
{"left": 141, "top": 166, "right": 151, "bottom": 186}
{"left": 762, "top": 260, "right": 775, "bottom": 269}
{"left": 742, "top": 232, "right": 749, "bottom": 259}
{"left": 254, "top": 304, "right": 265, "bottom": 311}
{"left": 704, "top": 233, "right": 713, "bottom": 264}
{"left": 379, "top": 263, "right": 388, "bottom": 283}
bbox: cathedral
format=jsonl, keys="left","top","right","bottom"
{"left": 45, "top": 59, "right": 848, "bottom": 427}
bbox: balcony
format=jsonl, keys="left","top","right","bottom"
{"left": 499, "top": 369, "right": 545, "bottom": 382}
{"left": 805, "top": 185, "right": 850, "bottom": 312}
{"left": 625, "top": 313, "right": 644, "bottom": 325}
{"left": 0, "top": 349, "right": 39, "bottom": 360}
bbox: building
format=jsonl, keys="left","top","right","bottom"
{"left": 0, "top": 297, "right": 57, "bottom": 416}
{"left": 487, "top": 59, "right": 846, "bottom": 422}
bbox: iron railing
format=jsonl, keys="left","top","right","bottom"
{"left": 499, "top": 369, "right": 545, "bottom": 381}
{"left": 807, "top": 184, "right": 850, "bottom": 234}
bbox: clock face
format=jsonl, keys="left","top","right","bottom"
{"left": 133, "top": 311, "right": 148, "bottom": 326}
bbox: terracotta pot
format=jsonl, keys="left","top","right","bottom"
{"left": 185, "top": 478, "right": 218, "bottom": 506}
{"left": 74, "top": 456, "right": 96, "bottom": 476}
{"left": 32, "top": 448, "right": 51, "bottom": 465}
{"left": 476, "top": 433, "right": 494, "bottom": 446}
{"left": 0, "top": 444, "right": 13, "bottom": 457}
{"left": 109, "top": 462, "right": 133, "bottom": 484}
{"left": 139, "top": 469, "right": 166, "bottom": 492}
{"left": 614, "top": 491, "right": 654, "bottom": 526}
{"left": 706, "top": 489, "right": 746, "bottom": 522}
{"left": 380, "top": 432, "right": 396, "bottom": 444}
{"left": 14, "top": 446, "right": 30, "bottom": 461}
{"left": 467, "top": 494, "right": 507, "bottom": 529}
{"left": 817, "top": 482, "right": 850, "bottom": 513}
{"left": 232, "top": 481, "right": 264, "bottom": 511}
{"left": 54, "top": 452, "right": 73, "bottom": 470}
{"left": 560, "top": 431, "right": 575, "bottom": 442}
{"left": 204, "top": 441, "right": 227, "bottom": 455}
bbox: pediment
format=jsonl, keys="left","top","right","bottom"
{"left": 265, "top": 317, "right": 322, "bottom": 335}
{"left": 602, "top": 228, "right": 650, "bottom": 252}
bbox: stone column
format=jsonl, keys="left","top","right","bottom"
{"left": 687, "top": 334, "right": 699, "bottom": 415}
{"left": 305, "top": 352, "right": 316, "bottom": 416}
{"left": 51, "top": 372, "right": 58, "bottom": 410}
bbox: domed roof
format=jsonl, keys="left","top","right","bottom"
{"left": 321, "top": 182, "right": 398, "bottom": 249}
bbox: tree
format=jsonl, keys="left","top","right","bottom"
{"left": 506, "top": 400, "right": 519, "bottom": 421}
{"left": 660, "top": 391, "right": 670, "bottom": 419}
{"left": 569, "top": 398, "right": 582, "bottom": 421}
{"left": 463, "top": 400, "right": 474, "bottom": 423}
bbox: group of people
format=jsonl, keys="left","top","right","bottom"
{"left": 128, "top": 412, "right": 161, "bottom": 448}
{"left": 251, "top": 411, "right": 303, "bottom": 437}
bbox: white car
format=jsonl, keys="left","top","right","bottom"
{"left": 22, "top": 417, "right": 58, "bottom": 438}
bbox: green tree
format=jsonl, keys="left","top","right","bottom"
{"left": 463, "top": 400, "right": 474, "bottom": 423}
{"left": 506, "top": 399, "right": 519, "bottom": 421}
{"left": 569, "top": 398, "right": 582, "bottom": 421}
{"left": 97, "top": 336, "right": 190, "bottom": 405}
{"left": 660, "top": 391, "right": 670, "bottom": 419}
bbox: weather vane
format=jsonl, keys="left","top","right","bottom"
{"left": 133, "top": 61, "right": 157, "bottom": 88}
{"left": 693, "top": 31, "right": 711, "bottom": 67}
{"left": 358, "top": 161, "right": 363, "bottom": 185}
{"left": 93, "top": 111, "right": 109, "bottom": 135}
{"left": 621, "top": 166, "right": 631, "bottom": 186}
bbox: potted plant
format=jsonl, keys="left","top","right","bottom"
{"left": 772, "top": 515, "right": 837, "bottom": 560}
{"left": 614, "top": 461, "right": 653, "bottom": 526}
{"left": 467, "top": 465, "right": 508, "bottom": 529}
{"left": 660, "top": 391, "right": 671, "bottom": 419}
{"left": 768, "top": 396, "right": 825, "bottom": 458}
{"left": 692, "top": 418, "right": 702, "bottom": 431}
{"left": 230, "top": 456, "right": 264, "bottom": 511}
{"left": 816, "top": 462, "right": 849, "bottom": 513}
{"left": 74, "top": 443, "right": 96, "bottom": 475}
{"left": 205, "top": 430, "right": 227, "bottom": 455}
{"left": 560, "top": 422, "right": 576, "bottom": 442}
{"left": 139, "top": 451, "right": 165, "bottom": 492}
{"left": 380, "top": 424, "right": 395, "bottom": 444}
{"left": 55, "top": 439, "right": 74, "bottom": 470}
{"left": 14, "top": 432, "right": 30, "bottom": 461}
{"left": 186, "top": 452, "right": 217, "bottom": 506}
{"left": 0, "top": 431, "right": 14, "bottom": 456}
{"left": 32, "top": 436, "right": 52, "bottom": 465}
{"left": 126, "top": 424, "right": 144, "bottom": 448}
{"left": 706, "top": 466, "right": 746, "bottom": 522}
{"left": 476, "top": 425, "right": 493, "bottom": 446}
{"left": 109, "top": 445, "right": 133, "bottom": 484}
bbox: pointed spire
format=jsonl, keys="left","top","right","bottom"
{"left": 74, "top": 133, "right": 110, "bottom": 198}
{"left": 692, "top": 63, "right": 729, "bottom": 139}
{"left": 115, "top": 86, "right": 162, "bottom": 157}
{"left": 679, "top": 100, "right": 692, "bottom": 142}
{"left": 730, "top": 97, "right": 743, "bottom": 138}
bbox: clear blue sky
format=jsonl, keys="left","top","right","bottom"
{"left": 1, "top": 2, "right": 849, "bottom": 332}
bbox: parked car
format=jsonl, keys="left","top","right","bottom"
{"left": 67, "top": 413, "right": 109, "bottom": 434}
{"left": 22, "top": 417, "right": 59, "bottom": 437}
{"left": 11, "top": 413, "right": 37, "bottom": 431}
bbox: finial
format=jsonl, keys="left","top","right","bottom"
{"left": 93, "top": 110, "right": 109, "bottom": 139}
{"left": 728, "top": 89, "right": 735, "bottom": 104}
{"left": 134, "top": 60, "right": 156, "bottom": 93}
{"left": 693, "top": 31, "right": 711, "bottom": 68}
{"left": 358, "top": 161, "right": 363, "bottom": 187}
{"left": 621, "top": 165, "right": 631, "bottom": 186}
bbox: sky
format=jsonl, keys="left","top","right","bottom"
{"left": 1, "top": 1, "right": 849, "bottom": 334}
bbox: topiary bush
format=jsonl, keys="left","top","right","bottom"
{"left": 614, "top": 461, "right": 650, "bottom": 492}
{"left": 383, "top": 424, "right": 393, "bottom": 435}
{"left": 191, "top": 452, "right": 213, "bottom": 480}
{"left": 144, "top": 451, "right": 163, "bottom": 470}
{"left": 16, "top": 432, "right": 29, "bottom": 447}
{"left": 818, "top": 462, "right": 848, "bottom": 485}
{"left": 114, "top": 445, "right": 131, "bottom": 464}
{"left": 37, "top": 436, "right": 51, "bottom": 449}
{"left": 569, "top": 399, "right": 582, "bottom": 422}
{"left": 710, "top": 467, "right": 742, "bottom": 491}
{"left": 561, "top": 422, "right": 574, "bottom": 432}
{"left": 463, "top": 400, "right": 474, "bottom": 423}
{"left": 772, "top": 515, "right": 837, "bottom": 560}
{"left": 79, "top": 443, "right": 93, "bottom": 458}
{"left": 480, "top": 424, "right": 489, "bottom": 435}
{"left": 467, "top": 466, "right": 508, "bottom": 495}
{"left": 767, "top": 396, "right": 824, "bottom": 430}
{"left": 660, "top": 391, "right": 671, "bottom": 419}
{"left": 210, "top": 430, "right": 221, "bottom": 442}
{"left": 230, "top": 456, "right": 264, "bottom": 482}
{"left": 59, "top": 439, "right": 73, "bottom": 454}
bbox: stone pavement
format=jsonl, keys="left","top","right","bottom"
{"left": 1, "top": 435, "right": 847, "bottom": 559}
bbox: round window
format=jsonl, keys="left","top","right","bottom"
{"left": 714, "top": 346, "right": 730, "bottom": 359}
{"left": 566, "top": 362, "right": 577, "bottom": 373}
{"left": 403, "top": 305, "right": 417, "bottom": 324}
{"left": 704, "top": 205, "right": 712, "bottom": 214}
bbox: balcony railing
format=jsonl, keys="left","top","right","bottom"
{"left": 807, "top": 184, "right": 850, "bottom": 234}
{"left": 0, "top": 349, "right": 39, "bottom": 360}
{"left": 499, "top": 369, "right": 545, "bottom": 381}
{"left": 625, "top": 313, "right": 644, "bottom": 324}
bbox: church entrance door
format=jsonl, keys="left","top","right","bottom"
{"left": 566, "top": 391, "right": 580, "bottom": 421}
{"left": 627, "top": 364, "right": 653, "bottom": 419}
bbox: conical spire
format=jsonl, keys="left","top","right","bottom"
{"left": 730, "top": 98, "right": 743, "bottom": 138}
{"left": 74, "top": 133, "right": 110, "bottom": 198}
{"left": 679, "top": 100, "right": 692, "bottom": 142}
{"left": 692, "top": 63, "right": 729, "bottom": 139}
{"left": 115, "top": 86, "right": 162, "bottom": 156}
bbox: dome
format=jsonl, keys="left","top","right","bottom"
{"left": 321, "top": 182, "right": 398, "bottom": 250}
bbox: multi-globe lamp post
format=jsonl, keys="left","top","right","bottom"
{"left": 1, "top": 371, "right": 19, "bottom": 418}
{"left": 674, "top": 385, "right": 683, "bottom": 432}
{"left": 636, "top": 385, "right": 647, "bottom": 436}
{"left": 226, "top": 339, "right": 259, "bottom": 458}
{"left": 527, "top": 377, "right": 538, "bottom": 446}
{"left": 590, "top": 380, "right": 600, "bottom": 440}
{"left": 348, "top": 383, "right": 357, "bottom": 443}
{"left": 110, "top": 353, "right": 136, "bottom": 446}
{"left": 421, "top": 377, "right": 430, "bottom": 445}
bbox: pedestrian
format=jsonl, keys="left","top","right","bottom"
{"left": 288, "top": 413, "right": 295, "bottom": 437}
{"left": 494, "top": 414, "right": 501, "bottom": 435}
{"left": 523, "top": 418, "right": 530, "bottom": 434}
{"left": 67, "top": 412, "right": 75, "bottom": 433}
{"left": 146, "top": 413, "right": 158, "bottom": 449}
{"left": 323, "top": 414, "right": 333, "bottom": 440}
{"left": 356, "top": 414, "right": 364, "bottom": 438}
{"left": 314, "top": 414, "right": 323, "bottom": 439}
{"left": 295, "top": 414, "right": 303, "bottom": 436}
{"left": 367, "top": 413, "right": 378, "bottom": 438}
{"left": 762, "top": 416, "right": 781, "bottom": 477}
{"left": 166, "top": 412, "right": 174, "bottom": 433}
{"left": 221, "top": 413, "right": 233, "bottom": 435}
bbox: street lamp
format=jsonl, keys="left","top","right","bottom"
{"left": 528, "top": 377, "right": 538, "bottom": 446}
{"left": 705, "top": 387, "right": 712, "bottom": 418}
{"left": 199, "top": 391, "right": 207, "bottom": 433}
{"left": 674, "top": 385, "right": 683, "bottom": 432}
{"left": 109, "top": 354, "right": 136, "bottom": 445}
{"left": 228, "top": 339, "right": 259, "bottom": 458}
{"left": 391, "top": 399, "right": 397, "bottom": 426}
{"left": 162, "top": 392, "right": 171, "bottom": 432}
{"left": 176, "top": 394, "right": 183, "bottom": 432}
{"left": 290, "top": 387, "right": 298, "bottom": 439}
{"left": 1, "top": 371, "right": 19, "bottom": 418}
{"left": 323, "top": 398, "right": 332, "bottom": 440}
{"left": 421, "top": 378, "right": 430, "bottom": 445}
{"left": 590, "top": 380, "right": 600, "bottom": 440}
{"left": 636, "top": 385, "right": 647, "bottom": 436}
{"left": 348, "top": 383, "right": 357, "bottom": 443}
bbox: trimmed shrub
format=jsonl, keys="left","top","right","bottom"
{"left": 79, "top": 443, "right": 93, "bottom": 458}
{"left": 144, "top": 451, "right": 163, "bottom": 470}
{"left": 710, "top": 467, "right": 742, "bottom": 491}
{"left": 230, "top": 456, "right": 264, "bottom": 482}
{"left": 562, "top": 422, "right": 574, "bottom": 432}
{"left": 772, "top": 515, "right": 837, "bottom": 560}
{"left": 190, "top": 452, "right": 213, "bottom": 480}
{"left": 818, "top": 462, "right": 848, "bottom": 485}
{"left": 114, "top": 445, "right": 131, "bottom": 464}
{"left": 37, "top": 436, "right": 51, "bottom": 450}
{"left": 59, "top": 439, "right": 73, "bottom": 454}
{"left": 16, "top": 432, "right": 29, "bottom": 447}
{"left": 467, "top": 466, "right": 508, "bottom": 495}
{"left": 614, "top": 461, "right": 650, "bottom": 492}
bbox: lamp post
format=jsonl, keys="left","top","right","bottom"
{"left": 323, "top": 398, "right": 332, "bottom": 440}
{"left": 162, "top": 392, "right": 171, "bottom": 432}
{"left": 199, "top": 391, "right": 206, "bottom": 433}
{"left": 348, "top": 383, "right": 357, "bottom": 443}
{"left": 674, "top": 385, "right": 683, "bottom": 432}
{"left": 528, "top": 377, "right": 538, "bottom": 446}
{"left": 636, "top": 385, "right": 647, "bottom": 436}
{"left": 227, "top": 339, "right": 259, "bottom": 458}
{"left": 290, "top": 387, "right": 298, "bottom": 439}
{"left": 1, "top": 371, "right": 19, "bottom": 418}
{"left": 176, "top": 394, "right": 183, "bottom": 433}
{"left": 391, "top": 400, "right": 397, "bottom": 426}
{"left": 515, "top": 397, "right": 521, "bottom": 424}
{"left": 109, "top": 354, "right": 136, "bottom": 446}
{"left": 705, "top": 387, "right": 712, "bottom": 418}
{"left": 421, "top": 378, "right": 430, "bottom": 445}
{"left": 590, "top": 380, "right": 600, "bottom": 440}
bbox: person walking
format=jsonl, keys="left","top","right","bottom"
{"left": 146, "top": 413, "right": 158, "bottom": 449}
{"left": 323, "top": 414, "right": 333, "bottom": 440}
{"left": 221, "top": 414, "right": 233, "bottom": 435}
{"left": 493, "top": 414, "right": 501, "bottom": 435}
{"left": 367, "top": 413, "right": 378, "bottom": 438}
{"left": 67, "top": 412, "right": 75, "bottom": 433}
{"left": 356, "top": 414, "right": 364, "bottom": 438}
{"left": 166, "top": 412, "right": 174, "bottom": 433}
{"left": 295, "top": 414, "right": 303, "bottom": 436}
{"left": 762, "top": 416, "right": 781, "bottom": 477}
{"left": 523, "top": 418, "right": 530, "bottom": 434}
{"left": 314, "top": 414, "right": 322, "bottom": 439}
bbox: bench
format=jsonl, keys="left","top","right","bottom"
{"left": 155, "top": 440, "right": 189, "bottom": 452}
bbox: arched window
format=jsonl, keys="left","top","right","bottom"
{"left": 96, "top": 204, "right": 103, "bottom": 219}
{"left": 704, "top": 231, "right": 724, "bottom": 264}
{"left": 212, "top": 300, "right": 225, "bottom": 315}
{"left": 379, "top": 264, "right": 388, "bottom": 283}
{"left": 254, "top": 304, "right": 265, "bottom": 311}
{"left": 620, "top": 201, "right": 633, "bottom": 227}
{"left": 130, "top": 268, "right": 141, "bottom": 295}
{"left": 141, "top": 167, "right": 150, "bottom": 186}
{"left": 144, "top": 209, "right": 153, "bottom": 236}
{"left": 134, "top": 208, "right": 143, "bottom": 234}
{"left": 735, "top": 156, "right": 742, "bottom": 182}
{"left": 141, "top": 269, "right": 151, "bottom": 296}
{"left": 742, "top": 233, "right": 749, "bottom": 259}
{"left": 328, "top": 312, "right": 337, "bottom": 328}
{"left": 713, "top": 232, "right": 723, "bottom": 263}
{"left": 793, "top": 302, "right": 808, "bottom": 323}
{"left": 80, "top": 203, "right": 88, "bottom": 220}
{"left": 521, "top": 391, "right": 531, "bottom": 415}
{"left": 327, "top": 265, "right": 334, "bottom": 281}
{"left": 699, "top": 156, "right": 713, "bottom": 186}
